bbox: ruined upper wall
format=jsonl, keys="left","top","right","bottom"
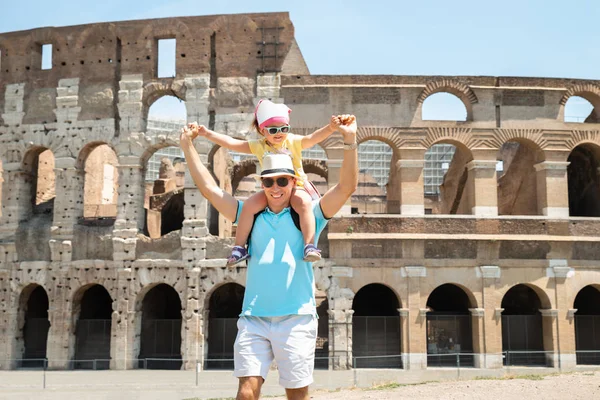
{"left": 0, "top": 13, "right": 304, "bottom": 123}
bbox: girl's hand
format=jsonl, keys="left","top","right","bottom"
{"left": 329, "top": 115, "right": 342, "bottom": 131}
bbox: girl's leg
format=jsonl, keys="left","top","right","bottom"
{"left": 290, "top": 188, "right": 321, "bottom": 262}
{"left": 227, "top": 191, "right": 268, "bottom": 266}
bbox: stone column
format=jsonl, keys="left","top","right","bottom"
{"left": 466, "top": 160, "right": 498, "bottom": 216}
{"left": 327, "top": 270, "right": 354, "bottom": 370}
{"left": 325, "top": 149, "right": 350, "bottom": 215}
{"left": 398, "top": 308, "right": 410, "bottom": 368}
{"left": 387, "top": 152, "right": 401, "bottom": 213}
{"left": 540, "top": 308, "right": 560, "bottom": 368}
{"left": 110, "top": 268, "right": 133, "bottom": 369}
{"left": 404, "top": 266, "right": 427, "bottom": 369}
{"left": 112, "top": 156, "right": 144, "bottom": 262}
{"left": 182, "top": 267, "right": 203, "bottom": 370}
{"left": 46, "top": 283, "right": 72, "bottom": 369}
{"left": 534, "top": 161, "right": 570, "bottom": 218}
{"left": 181, "top": 160, "right": 209, "bottom": 264}
{"left": 117, "top": 74, "right": 145, "bottom": 135}
{"left": 479, "top": 265, "right": 503, "bottom": 368}
{"left": 49, "top": 157, "right": 82, "bottom": 262}
{"left": 0, "top": 163, "right": 28, "bottom": 243}
{"left": 397, "top": 148, "right": 426, "bottom": 216}
{"left": 469, "top": 308, "right": 485, "bottom": 367}
{"left": 550, "top": 261, "right": 576, "bottom": 370}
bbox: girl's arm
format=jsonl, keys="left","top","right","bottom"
{"left": 188, "top": 123, "right": 252, "bottom": 154}
{"left": 301, "top": 115, "right": 342, "bottom": 149}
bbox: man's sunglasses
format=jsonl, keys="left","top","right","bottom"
{"left": 262, "top": 177, "right": 291, "bottom": 188}
{"left": 265, "top": 125, "right": 290, "bottom": 135}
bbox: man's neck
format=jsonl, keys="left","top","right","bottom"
{"left": 267, "top": 203, "right": 290, "bottom": 214}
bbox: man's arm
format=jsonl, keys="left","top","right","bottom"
{"left": 319, "top": 115, "right": 358, "bottom": 219}
{"left": 188, "top": 123, "right": 252, "bottom": 154}
{"left": 180, "top": 128, "right": 239, "bottom": 222}
{"left": 300, "top": 116, "right": 341, "bottom": 149}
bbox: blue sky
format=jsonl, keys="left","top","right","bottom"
{"left": 1, "top": 0, "right": 598, "bottom": 119}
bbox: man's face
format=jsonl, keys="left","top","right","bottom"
{"left": 261, "top": 174, "right": 296, "bottom": 208}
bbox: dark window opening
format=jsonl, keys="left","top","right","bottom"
{"left": 21, "top": 286, "right": 50, "bottom": 368}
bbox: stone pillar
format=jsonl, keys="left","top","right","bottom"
{"left": 398, "top": 148, "right": 426, "bottom": 216}
{"left": 387, "top": 152, "right": 401, "bottom": 213}
{"left": 398, "top": 308, "right": 410, "bottom": 368}
{"left": 181, "top": 161, "right": 209, "bottom": 264}
{"left": 469, "top": 308, "right": 486, "bottom": 367}
{"left": 49, "top": 157, "right": 81, "bottom": 262}
{"left": 404, "top": 266, "right": 427, "bottom": 369}
{"left": 1, "top": 83, "right": 26, "bottom": 126}
{"left": 110, "top": 268, "right": 133, "bottom": 369}
{"left": 479, "top": 265, "right": 503, "bottom": 368}
{"left": 182, "top": 267, "right": 203, "bottom": 370}
{"left": 185, "top": 74, "right": 211, "bottom": 125}
{"left": 117, "top": 74, "right": 145, "bottom": 135}
{"left": 46, "top": 284, "right": 72, "bottom": 369}
{"left": 466, "top": 160, "right": 498, "bottom": 216}
{"left": 327, "top": 270, "right": 354, "bottom": 370}
{"left": 540, "top": 308, "right": 560, "bottom": 368}
{"left": 534, "top": 161, "right": 570, "bottom": 218}
{"left": 112, "top": 157, "right": 144, "bottom": 262}
{"left": 550, "top": 261, "right": 576, "bottom": 370}
{"left": 1, "top": 274, "right": 17, "bottom": 370}
{"left": 54, "top": 78, "right": 81, "bottom": 125}
{"left": 0, "top": 164, "right": 28, "bottom": 242}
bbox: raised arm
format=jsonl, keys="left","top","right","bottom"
{"left": 300, "top": 116, "right": 341, "bottom": 149}
{"left": 188, "top": 123, "right": 252, "bottom": 154}
{"left": 319, "top": 115, "right": 358, "bottom": 219}
{"left": 180, "top": 127, "right": 239, "bottom": 222}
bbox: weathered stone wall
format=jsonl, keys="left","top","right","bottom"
{"left": 0, "top": 13, "right": 599, "bottom": 373}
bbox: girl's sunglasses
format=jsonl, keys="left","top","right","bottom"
{"left": 262, "top": 177, "right": 291, "bottom": 188}
{"left": 265, "top": 125, "right": 290, "bottom": 135}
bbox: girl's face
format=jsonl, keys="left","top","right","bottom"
{"left": 261, "top": 122, "right": 290, "bottom": 145}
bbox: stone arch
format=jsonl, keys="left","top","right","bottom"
{"left": 354, "top": 138, "right": 396, "bottom": 214}
{"left": 71, "top": 284, "right": 113, "bottom": 369}
{"left": 205, "top": 282, "right": 245, "bottom": 369}
{"left": 560, "top": 84, "right": 600, "bottom": 123}
{"left": 425, "top": 282, "right": 478, "bottom": 309}
{"left": 567, "top": 142, "right": 600, "bottom": 216}
{"left": 573, "top": 285, "right": 600, "bottom": 365}
{"left": 418, "top": 79, "right": 479, "bottom": 105}
{"left": 423, "top": 137, "right": 474, "bottom": 215}
{"left": 143, "top": 81, "right": 187, "bottom": 112}
{"left": 352, "top": 283, "right": 402, "bottom": 368}
{"left": 418, "top": 80, "right": 478, "bottom": 121}
{"left": 302, "top": 159, "right": 327, "bottom": 181}
{"left": 425, "top": 283, "right": 477, "bottom": 367}
{"left": 356, "top": 127, "right": 401, "bottom": 157}
{"left": 135, "top": 282, "right": 183, "bottom": 369}
{"left": 500, "top": 283, "right": 553, "bottom": 366}
{"left": 17, "top": 284, "right": 50, "bottom": 368}
{"left": 231, "top": 158, "right": 258, "bottom": 194}
{"left": 77, "top": 142, "right": 119, "bottom": 220}
{"left": 20, "top": 145, "right": 56, "bottom": 214}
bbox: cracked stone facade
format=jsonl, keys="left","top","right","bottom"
{"left": 0, "top": 12, "right": 599, "bottom": 372}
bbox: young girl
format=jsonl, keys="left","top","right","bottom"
{"left": 187, "top": 99, "right": 341, "bottom": 266}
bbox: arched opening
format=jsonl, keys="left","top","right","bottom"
{"left": 315, "top": 292, "right": 330, "bottom": 370}
{"left": 206, "top": 283, "right": 245, "bottom": 370}
{"left": 73, "top": 285, "right": 113, "bottom": 369}
{"left": 143, "top": 94, "right": 187, "bottom": 239}
{"left": 422, "top": 92, "right": 468, "bottom": 121}
{"left": 424, "top": 143, "right": 473, "bottom": 215}
{"left": 82, "top": 144, "right": 119, "bottom": 220}
{"left": 19, "top": 285, "right": 50, "bottom": 368}
{"left": 568, "top": 144, "right": 600, "bottom": 217}
{"left": 564, "top": 96, "right": 597, "bottom": 123}
{"left": 354, "top": 140, "right": 393, "bottom": 214}
{"left": 426, "top": 284, "right": 474, "bottom": 367}
{"left": 23, "top": 147, "right": 56, "bottom": 215}
{"left": 143, "top": 146, "right": 185, "bottom": 238}
{"left": 352, "top": 284, "right": 402, "bottom": 368}
{"left": 501, "top": 284, "right": 548, "bottom": 366}
{"left": 497, "top": 140, "right": 542, "bottom": 215}
{"left": 574, "top": 285, "right": 600, "bottom": 365}
{"left": 138, "top": 284, "right": 182, "bottom": 369}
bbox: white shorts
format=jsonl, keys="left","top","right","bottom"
{"left": 233, "top": 314, "right": 317, "bottom": 389}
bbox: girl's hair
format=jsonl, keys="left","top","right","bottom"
{"left": 251, "top": 117, "right": 261, "bottom": 134}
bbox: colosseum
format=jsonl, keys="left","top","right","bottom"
{"left": 0, "top": 12, "right": 599, "bottom": 374}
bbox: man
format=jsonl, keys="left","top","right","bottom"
{"left": 180, "top": 115, "right": 358, "bottom": 400}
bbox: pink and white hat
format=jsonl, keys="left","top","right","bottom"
{"left": 255, "top": 99, "right": 291, "bottom": 129}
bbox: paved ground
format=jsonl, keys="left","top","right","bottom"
{"left": 0, "top": 368, "right": 598, "bottom": 399}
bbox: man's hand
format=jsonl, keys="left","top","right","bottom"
{"left": 337, "top": 114, "right": 357, "bottom": 143}
{"left": 180, "top": 125, "right": 197, "bottom": 145}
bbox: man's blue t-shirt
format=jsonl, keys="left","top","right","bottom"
{"left": 235, "top": 200, "right": 329, "bottom": 317}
